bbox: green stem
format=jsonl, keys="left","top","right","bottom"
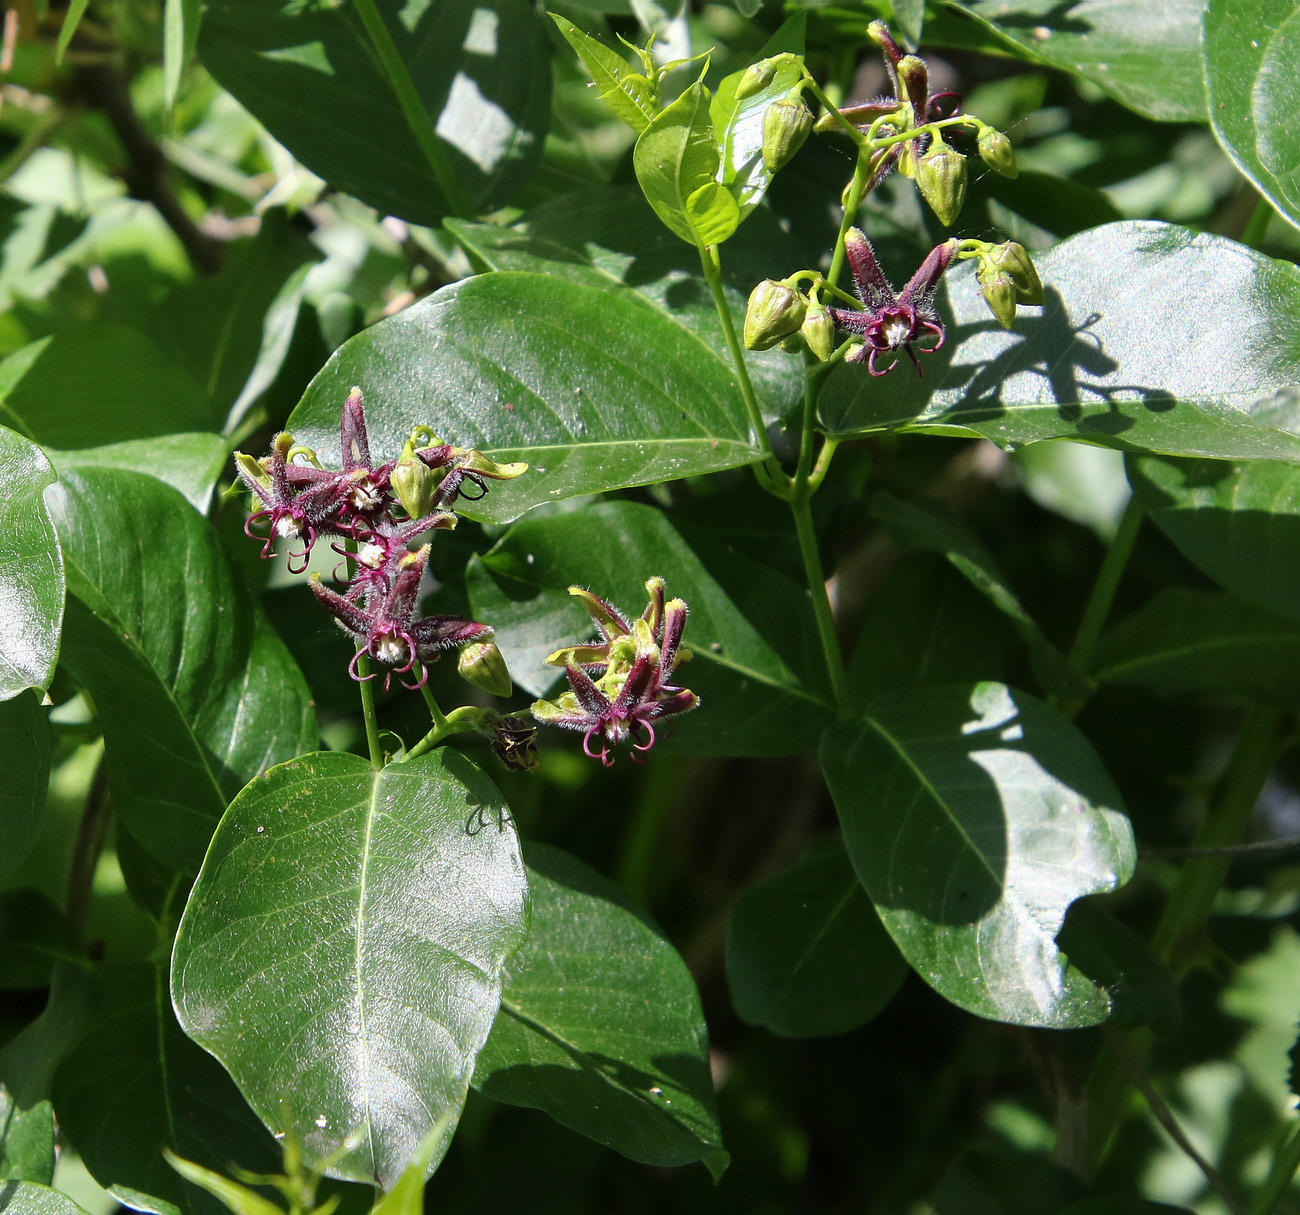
{"left": 354, "top": 651, "right": 384, "bottom": 770}
{"left": 405, "top": 704, "right": 480, "bottom": 762}
{"left": 1239, "top": 196, "right": 1274, "bottom": 251}
{"left": 826, "top": 152, "right": 871, "bottom": 292}
{"left": 615, "top": 757, "right": 682, "bottom": 903}
{"left": 1250, "top": 1121, "right": 1300, "bottom": 1215}
{"left": 791, "top": 490, "right": 847, "bottom": 712}
{"left": 352, "top": 0, "right": 473, "bottom": 218}
{"left": 1069, "top": 496, "right": 1144, "bottom": 675}
{"left": 66, "top": 746, "right": 109, "bottom": 941}
{"left": 696, "top": 241, "right": 788, "bottom": 497}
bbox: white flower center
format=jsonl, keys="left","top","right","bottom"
{"left": 349, "top": 479, "right": 380, "bottom": 510}
{"left": 357, "top": 543, "right": 385, "bottom": 569}
{"left": 274, "top": 514, "right": 303, "bottom": 538}
{"left": 375, "top": 635, "right": 409, "bottom": 665}
{"left": 884, "top": 318, "right": 910, "bottom": 348}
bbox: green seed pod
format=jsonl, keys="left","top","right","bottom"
{"left": 458, "top": 640, "right": 513, "bottom": 698}
{"left": 801, "top": 301, "right": 836, "bottom": 362}
{"left": 762, "top": 97, "right": 814, "bottom": 173}
{"left": 744, "top": 279, "right": 806, "bottom": 350}
{"left": 915, "top": 139, "right": 967, "bottom": 227}
{"left": 736, "top": 57, "right": 778, "bottom": 100}
{"left": 977, "top": 126, "right": 1017, "bottom": 177}
{"left": 988, "top": 241, "right": 1044, "bottom": 305}
{"left": 977, "top": 267, "right": 1017, "bottom": 329}
{"left": 390, "top": 457, "right": 438, "bottom": 520}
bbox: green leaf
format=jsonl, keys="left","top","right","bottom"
{"left": 725, "top": 838, "right": 907, "bottom": 1037}
{"left": 0, "top": 326, "right": 213, "bottom": 449}
{"left": 633, "top": 82, "right": 724, "bottom": 246}
{"left": 1205, "top": 0, "right": 1300, "bottom": 231}
{"left": 199, "top": 0, "right": 550, "bottom": 225}
{"left": 46, "top": 469, "right": 317, "bottom": 873}
{"left": 54, "top": 0, "right": 89, "bottom": 64}
{"left": 0, "top": 890, "right": 79, "bottom": 989}
{"left": 1129, "top": 455, "right": 1300, "bottom": 621}
{"left": 162, "top": 1154, "right": 285, "bottom": 1215}
{"left": 467, "top": 499, "right": 832, "bottom": 757}
{"left": 368, "top": 1119, "right": 454, "bottom": 1215}
{"left": 0, "top": 693, "right": 49, "bottom": 881}
{"left": 0, "top": 1184, "right": 91, "bottom": 1215}
{"left": 684, "top": 181, "right": 740, "bottom": 246}
{"left": 163, "top": 0, "right": 203, "bottom": 112}
{"left": 1094, "top": 588, "right": 1300, "bottom": 707}
{"left": 446, "top": 184, "right": 806, "bottom": 427}
{"left": 285, "top": 273, "right": 763, "bottom": 525}
{"left": 549, "top": 14, "right": 656, "bottom": 133}
{"left": 819, "top": 223, "right": 1300, "bottom": 463}
{"left": 709, "top": 21, "right": 805, "bottom": 222}
{"left": 171, "top": 750, "right": 529, "bottom": 1189}
{"left": 822, "top": 683, "right": 1136, "bottom": 1027}
{"left": 53, "top": 963, "right": 279, "bottom": 1215}
{"left": 473, "top": 843, "right": 725, "bottom": 1175}
{"left": 946, "top": 0, "right": 1205, "bottom": 122}
{"left": 0, "top": 426, "right": 62, "bottom": 700}
{"left": 47, "top": 434, "right": 229, "bottom": 514}
{"left": 893, "top": 0, "right": 925, "bottom": 48}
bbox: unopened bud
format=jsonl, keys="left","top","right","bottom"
{"left": 977, "top": 126, "right": 1017, "bottom": 177}
{"left": 234, "top": 451, "right": 270, "bottom": 490}
{"left": 743, "top": 279, "right": 806, "bottom": 350}
{"left": 762, "top": 97, "right": 814, "bottom": 173}
{"left": 987, "top": 241, "right": 1044, "bottom": 305}
{"left": 978, "top": 267, "right": 1017, "bottom": 329}
{"left": 867, "top": 20, "right": 903, "bottom": 66}
{"left": 391, "top": 457, "right": 437, "bottom": 519}
{"left": 896, "top": 55, "right": 930, "bottom": 115}
{"left": 458, "top": 640, "right": 513, "bottom": 698}
{"left": 736, "top": 58, "right": 778, "bottom": 100}
{"left": 801, "top": 302, "right": 836, "bottom": 361}
{"left": 915, "top": 139, "right": 967, "bottom": 227}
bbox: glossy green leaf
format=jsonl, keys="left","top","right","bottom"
{"left": 446, "top": 184, "right": 805, "bottom": 427}
{"left": 1095, "top": 588, "right": 1300, "bottom": 707}
{"left": 163, "top": 0, "right": 202, "bottom": 111}
{"left": 633, "top": 82, "right": 725, "bottom": 246}
{"left": 53, "top": 963, "right": 278, "bottom": 1215}
{"left": 473, "top": 844, "right": 725, "bottom": 1174}
{"left": 171, "top": 750, "right": 529, "bottom": 1189}
{"left": 46, "top": 469, "right": 317, "bottom": 873}
{"left": 709, "top": 21, "right": 805, "bottom": 221}
{"left": 725, "top": 838, "right": 907, "bottom": 1037}
{"left": 0, "top": 327, "right": 213, "bottom": 449}
{"left": 0, "top": 427, "right": 62, "bottom": 700}
{"left": 467, "top": 499, "right": 832, "bottom": 757}
{"left": 47, "top": 434, "right": 229, "bottom": 514}
{"left": 947, "top": 1, "right": 1205, "bottom": 122}
{"left": 1129, "top": 455, "right": 1300, "bottom": 621}
{"left": 0, "top": 1184, "right": 91, "bottom": 1215}
{"left": 550, "top": 14, "right": 655, "bottom": 133}
{"left": 286, "top": 273, "right": 762, "bottom": 525}
{"left": 0, "top": 694, "right": 49, "bottom": 882}
{"left": 1205, "top": 0, "right": 1300, "bottom": 231}
{"left": 199, "top": 0, "right": 550, "bottom": 225}
{"left": 819, "top": 223, "right": 1300, "bottom": 463}
{"left": 822, "top": 682, "right": 1136, "bottom": 1027}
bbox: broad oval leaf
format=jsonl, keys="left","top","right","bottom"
{"left": 53, "top": 963, "right": 278, "bottom": 1215}
{"left": 46, "top": 469, "right": 317, "bottom": 873}
{"left": 821, "top": 682, "right": 1135, "bottom": 1028}
{"left": 0, "top": 1184, "right": 91, "bottom": 1215}
{"left": 948, "top": 0, "right": 1205, "bottom": 122}
{"left": 1095, "top": 588, "right": 1300, "bottom": 707}
{"left": 473, "top": 843, "right": 725, "bottom": 1175}
{"left": 1205, "top": 0, "right": 1300, "bottom": 231}
{"left": 286, "top": 273, "right": 762, "bottom": 524}
{"left": 0, "top": 693, "right": 49, "bottom": 882}
{"left": 171, "top": 750, "right": 529, "bottom": 1189}
{"left": 47, "top": 434, "right": 229, "bottom": 514}
{"left": 725, "top": 838, "right": 907, "bottom": 1037}
{"left": 466, "top": 499, "right": 832, "bottom": 757}
{"left": 1129, "top": 455, "right": 1300, "bottom": 621}
{"left": 199, "top": 0, "right": 550, "bottom": 224}
{"left": 0, "top": 426, "right": 62, "bottom": 699}
{"left": 633, "top": 81, "right": 723, "bottom": 246}
{"left": 819, "top": 223, "right": 1300, "bottom": 463}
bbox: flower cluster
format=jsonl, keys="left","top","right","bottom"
{"left": 532, "top": 578, "right": 698, "bottom": 765}
{"left": 235, "top": 388, "right": 525, "bottom": 691}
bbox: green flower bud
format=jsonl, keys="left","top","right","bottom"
{"left": 762, "top": 97, "right": 814, "bottom": 173}
{"left": 895, "top": 55, "right": 930, "bottom": 115}
{"left": 915, "top": 139, "right": 967, "bottom": 227}
{"left": 458, "top": 640, "right": 513, "bottom": 698}
{"left": 977, "top": 126, "right": 1017, "bottom": 177}
{"left": 233, "top": 451, "right": 270, "bottom": 490}
{"left": 987, "top": 241, "right": 1044, "bottom": 305}
{"left": 390, "top": 457, "right": 437, "bottom": 519}
{"left": 977, "top": 267, "right": 1017, "bottom": 329}
{"left": 743, "top": 279, "right": 806, "bottom": 350}
{"left": 800, "top": 301, "right": 836, "bottom": 361}
{"left": 736, "top": 57, "right": 778, "bottom": 100}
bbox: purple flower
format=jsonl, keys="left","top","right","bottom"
{"left": 828, "top": 229, "right": 954, "bottom": 377}
{"left": 532, "top": 579, "right": 698, "bottom": 765}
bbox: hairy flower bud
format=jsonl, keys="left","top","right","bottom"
{"left": 977, "top": 266, "right": 1017, "bottom": 329}
{"left": 458, "top": 640, "right": 513, "bottom": 698}
{"left": 801, "top": 301, "right": 836, "bottom": 361}
{"left": 988, "top": 241, "right": 1044, "bottom": 305}
{"left": 390, "top": 456, "right": 437, "bottom": 520}
{"left": 744, "top": 279, "right": 806, "bottom": 350}
{"left": 915, "top": 139, "right": 967, "bottom": 227}
{"left": 896, "top": 55, "right": 930, "bottom": 119}
{"left": 977, "top": 126, "right": 1017, "bottom": 177}
{"left": 736, "top": 57, "right": 778, "bottom": 99}
{"left": 762, "top": 97, "right": 814, "bottom": 173}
